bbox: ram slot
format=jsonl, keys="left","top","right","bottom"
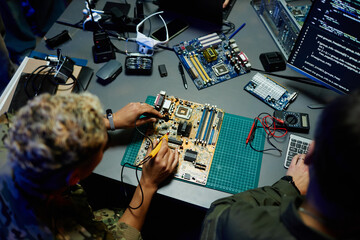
{"left": 203, "top": 109, "right": 216, "bottom": 144}
{"left": 193, "top": 54, "right": 211, "bottom": 83}
{"left": 190, "top": 54, "right": 207, "bottom": 84}
{"left": 196, "top": 106, "right": 209, "bottom": 143}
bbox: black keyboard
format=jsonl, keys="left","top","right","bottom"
{"left": 284, "top": 134, "right": 312, "bottom": 168}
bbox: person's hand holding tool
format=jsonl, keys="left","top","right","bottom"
{"left": 141, "top": 135, "right": 179, "bottom": 190}
{"left": 106, "top": 102, "right": 163, "bottom": 129}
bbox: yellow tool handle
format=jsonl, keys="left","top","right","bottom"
{"left": 148, "top": 133, "right": 169, "bottom": 158}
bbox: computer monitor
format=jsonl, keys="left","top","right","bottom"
{"left": 287, "top": 0, "right": 360, "bottom": 94}
{"left": 157, "top": 0, "right": 223, "bottom": 26}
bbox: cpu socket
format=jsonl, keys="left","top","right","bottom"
{"left": 175, "top": 105, "right": 192, "bottom": 119}
{"left": 212, "top": 63, "right": 229, "bottom": 76}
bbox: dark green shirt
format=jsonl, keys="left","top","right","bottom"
{"left": 200, "top": 179, "right": 334, "bottom": 240}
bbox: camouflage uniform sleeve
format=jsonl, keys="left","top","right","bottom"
{"left": 113, "top": 222, "right": 142, "bottom": 240}
{"left": 0, "top": 113, "right": 11, "bottom": 168}
{"left": 93, "top": 209, "right": 142, "bottom": 240}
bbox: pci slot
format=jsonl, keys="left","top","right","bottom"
{"left": 198, "top": 32, "right": 218, "bottom": 41}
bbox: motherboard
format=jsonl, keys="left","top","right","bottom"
{"left": 135, "top": 91, "right": 225, "bottom": 185}
{"left": 173, "top": 32, "right": 251, "bottom": 90}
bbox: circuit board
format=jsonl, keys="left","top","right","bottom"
{"left": 173, "top": 33, "right": 251, "bottom": 90}
{"left": 134, "top": 91, "right": 225, "bottom": 185}
{"left": 244, "top": 73, "right": 297, "bottom": 110}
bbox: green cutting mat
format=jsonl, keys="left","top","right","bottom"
{"left": 121, "top": 96, "right": 265, "bottom": 194}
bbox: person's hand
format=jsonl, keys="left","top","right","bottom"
{"left": 105, "top": 102, "right": 163, "bottom": 129}
{"left": 286, "top": 154, "right": 310, "bottom": 195}
{"left": 141, "top": 138, "right": 179, "bottom": 191}
{"left": 223, "top": 0, "right": 230, "bottom": 8}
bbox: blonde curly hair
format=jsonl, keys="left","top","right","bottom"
{"left": 6, "top": 93, "right": 107, "bottom": 175}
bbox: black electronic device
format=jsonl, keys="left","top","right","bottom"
{"left": 45, "top": 30, "right": 71, "bottom": 49}
{"left": 125, "top": 56, "right": 153, "bottom": 75}
{"left": 274, "top": 110, "right": 310, "bottom": 133}
{"left": 92, "top": 31, "right": 115, "bottom": 63}
{"left": 259, "top": 52, "right": 286, "bottom": 72}
{"left": 158, "top": 64, "right": 167, "bottom": 77}
{"left": 96, "top": 60, "right": 122, "bottom": 83}
{"left": 54, "top": 57, "right": 75, "bottom": 83}
{"left": 287, "top": 0, "right": 360, "bottom": 94}
{"left": 151, "top": 18, "right": 189, "bottom": 41}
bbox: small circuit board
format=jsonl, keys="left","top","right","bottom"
{"left": 244, "top": 73, "right": 297, "bottom": 110}
{"left": 135, "top": 91, "right": 225, "bottom": 185}
{"left": 173, "top": 33, "right": 251, "bottom": 90}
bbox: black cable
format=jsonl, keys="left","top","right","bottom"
{"left": 134, "top": 119, "right": 154, "bottom": 150}
{"left": 120, "top": 118, "right": 154, "bottom": 210}
{"left": 24, "top": 65, "right": 53, "bottom": 99}
{"left": 33, "top": 66, "right": 53, "bottom": 96}
{"left": 121, "top": 162, "right": 144, "bottom": 210}
{"left": 248, "top": 112, "right": 284, "bottom": 155}
{"left": 222, "top": 20, "right": 236, "bottom": 35}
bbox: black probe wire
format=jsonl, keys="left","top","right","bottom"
{"left": 120, "top": 118, "right": 155, "bottom": 210}
{"left": 248, "top": 112, "right": 284, "bottom": 156}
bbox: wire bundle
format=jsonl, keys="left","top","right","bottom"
{"left": 249, "top": 113, "right": 288, "bottom": 155}
{"left": 24, "top": 63, "right": 83, "bottom": 99}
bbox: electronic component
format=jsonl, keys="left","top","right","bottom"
{"left": 134, "top": 91, "right": 225, "bottom": 185}
{"left": 274, "top": 110, "right": 310, "bottom": 133}
{"left": 96, "top": 60, "right": 122, "bottom": 83}
{"left": 184, "top": 149, "right": 198, "bottom": 162}
{"left": 251, "top": 0, "right": 312, "bottom": 58}
{"left": 244, "top": 73, "right": 297, "bottom": 110}
{"left": 175, "top": 105, "right": 192, "bottom": 119}
{"left": 154, "top": 91, "right": 166, "bottom": 110}
{"left": 203, "top": 48, "right": 218, "bottom": 62}
{"left": 284, "top": 134, "right": 311, "bottom": 168}
{"left": 260, "top": 52, "right": 286, "bottom": 72}
{"left": 212, "top": 63, "right": 229, "bottom": 76}
{"left": 54, "top": 57, "right": 75, "bottom": 83}
{"left": 45, "top": 30, "right": 71, "bottom": 49}
{"left": 177, "top": 121, "right": 192, "bottom": 137}
{"left": 158, "top": 64, "right": 167, "bottom": 77}
{"left": 125, "top": 56, "right": 153, "bottom": 75}
{"left": 162, "top": 99, "right": 171, "bottom": 111}
{"left": 174, "top": 32, "right": 251, "bottom": 90}
{"left": 92, "top": 30, "right": 116, "bottom": 63}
